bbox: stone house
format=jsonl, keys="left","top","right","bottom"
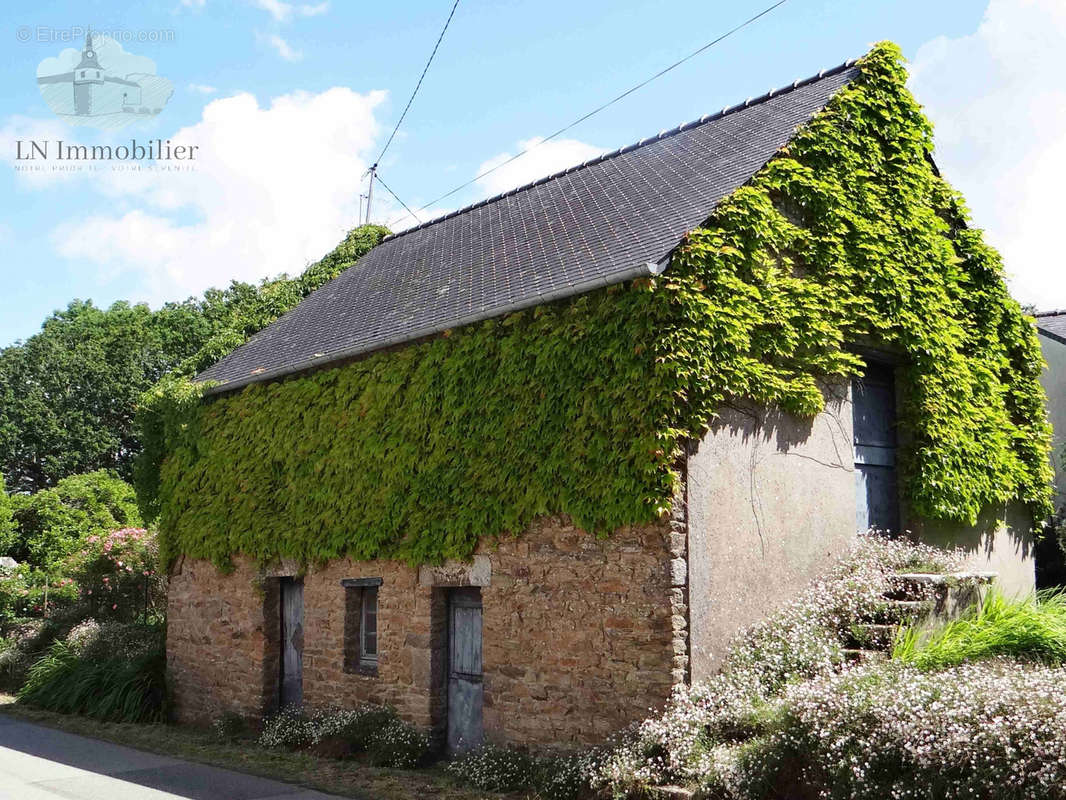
{"left": 162, "top": 49, "right": 1048, "bottom": 751}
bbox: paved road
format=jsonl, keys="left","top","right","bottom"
{"left": 0, "top": 715, "right": 345, "bottom": 800}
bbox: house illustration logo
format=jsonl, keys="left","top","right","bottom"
{"left": 36, "top": 31, "right": 174, "bottom": 129}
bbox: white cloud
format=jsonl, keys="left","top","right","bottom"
{"left": 0, "top": 115, "right": 76, "bottom": 187}
{"left": 258, "top": 32, "right": 302, "bottom": 62}
{"left": 474, "top": 136, "right": 606, "bottom": 197}
{"left": 253, "top": 0, "right": 329, "bottom": 23}
{"left": 49, "top": 87, "right": 387, "bottom": 302}
{"left": 188, "top": 83, "right": 217, "bottom": 95}
{"left": 910, "top": 0, "right": 1066, "bottom": 307}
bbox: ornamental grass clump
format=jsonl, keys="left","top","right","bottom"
{"left": 894, "top": 589, "right": 1066, "bottom": 669}
{"left": 17, "top": 631, "right": 166, "bottom": 723}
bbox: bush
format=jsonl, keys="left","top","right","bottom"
{"left": 366, "top": 718, "right": 432, "bottom": 768}
{"left": 445, "top": 746, "right": 601, "bottom": 800}
{"left": 8, "top": 471, "right": 141, "bottom": 569}
{"left": 211, "top": 712, "right": 248, "bottom": 743}
{"left": 258, "top": 704, "right": 431, "bottom": 768}
{"left": 63, "top": 527, "right": 164, "bottom": 623}
{"left": 729, "top": 661, "right": 1066, "bottom": 800}
{"left": 17, "top": 625, "right": 166, "bottom": 723}
{"left": 257, "top": 705, "right": 314, "bottom": 750}
{"left": 445, "top": 745, "right": 539, "bottom": 792}
{"left": 589, "top": 535, "right": 968, "bottom": 795}
{"left": 894, "top": 589, "right": 1066, "bottom": 669}
{"left": 308, "top": 704, "right": 398, "bottom": 750}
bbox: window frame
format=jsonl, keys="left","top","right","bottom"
{"left": 341, "top": 577, "right": 382, "bottom": 675}
{"left": 359, "top": 585, "right": 378, "bottom": 667}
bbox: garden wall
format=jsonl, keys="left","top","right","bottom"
{"left": 167, "top": 516, "right": 683, "bottom": 747}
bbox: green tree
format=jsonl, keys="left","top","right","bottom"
{"left": 0, "top": 225, "right": 389, "bottom": 493}
{"left": 8, "top": 470, "right": 141, "bottom": 569}
{"left": 0, "top": 473, "right": 14, "bottom": 556}
{"left": 0, "top": 300, "right": 213, "bottom": 493}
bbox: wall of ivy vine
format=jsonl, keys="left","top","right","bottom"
{"left": 137, "top": 42, "right": 1053, "bottom": 569}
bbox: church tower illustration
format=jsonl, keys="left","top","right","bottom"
{"left": 73, "top": 31, "right": 105, "bottom": 115}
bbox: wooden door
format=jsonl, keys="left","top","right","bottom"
{"left": 279, "top": 578, "right": 303, "bottom": 708}
{"left": 852, "top": 363, "right": 900, "bottom": 533}
{"left": 447, "top": 588, "right": 483, "bottom": 752}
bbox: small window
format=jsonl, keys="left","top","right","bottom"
{"left": 360, "top": 585, "right": 377, "bottom": 663}
{"left": 342, "top": 578, "right": 382, "bottom": 674}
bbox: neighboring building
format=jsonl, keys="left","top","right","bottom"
{"left": 1035, "top": 311, "right": 1066, "bottom": 511}
{"left": 161, "top": 47, "right": 1047, "bottom": 750}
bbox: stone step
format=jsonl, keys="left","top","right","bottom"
{"left": 648, "top": 786, "right": 695, "bottom": 799}
{"left": 846, "top": 623, "right": 899, "bottom": 650}
{"left": 842, "top": 647, "right": 888, "bottom": 664}
{"left": 878, "top": 599, "right": 936, "bottom": 621}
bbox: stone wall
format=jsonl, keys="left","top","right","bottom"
{"left": 167, "top": 516, "right": 679, "bottom": 747}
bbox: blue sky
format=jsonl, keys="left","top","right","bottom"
{"left": 1, "top": 0, "right": 1063, "bottom": 347}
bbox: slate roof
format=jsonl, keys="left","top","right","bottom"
{"left": 1035, "top": 311, "right": 1066, "bottom": 345}
{"left": 199, "top": 60, "right": 862, "bottom": 393}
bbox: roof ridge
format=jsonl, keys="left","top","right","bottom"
{"left": 1034, "top": 309, "right": 1066, "bottom": 318}
{"left": 381, "top": 55, "right": 863, "bottom": 243}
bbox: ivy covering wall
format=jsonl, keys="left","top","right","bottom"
{"left": 139, "top": 43, "right": 1053, "bottom": 568}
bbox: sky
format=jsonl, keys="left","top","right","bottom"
{"left": 0, "top": 0, "right": 1062, "bottom": 347}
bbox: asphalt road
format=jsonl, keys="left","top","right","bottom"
{"left": 0, "top": 715, "right": 344, "bottom": 800}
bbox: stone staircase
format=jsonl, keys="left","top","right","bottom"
{"left": 842, "top": 570, "right": 995, "bottom": 664}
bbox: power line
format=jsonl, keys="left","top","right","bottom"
{"left": 384, "top": 0, "right": 791, "bottom": 230}
{"left": 374, "top": 0, "right": 462, "bottom": 169}
{"left": 374, "top": 172, "right": 421, "bottom": 226}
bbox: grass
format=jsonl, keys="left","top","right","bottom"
{"left": 893, "top": 589, "right": 1066, "bottom": 669}
{"left": 0, "top": 697, "right": 518, "bottom": 800}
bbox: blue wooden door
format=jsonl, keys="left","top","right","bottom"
{"left": 853, "top": 364, "right": 900, "bottom": 533}
{"left": 447, "top": 588, "right": 483, "bottom": 752}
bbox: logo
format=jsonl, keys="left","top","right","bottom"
{"left": 36, "top": 30, "right": 174, "bottom": 130}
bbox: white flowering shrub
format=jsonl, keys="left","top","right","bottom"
{"left": 307, "top": 704, "right": 397, "bottom": 749}
{"left": 366, "top": 718, "right": 432, "bottom": 768}
{"left": 726, "top": 660, "right": 1066, "bottom": 800}
{"left": 257, "top": 705, "right": 314, "bottom": 749}
{"left": 445, "top": 746, "right": 604, "bottom": 800}
{"left": 590, "top": 534, "right": 967, "bottom": 796}
{"left": 257, "top": 703, "right": 429, "bottom": 766}
{"left": 444, "top": 745, "right": 538, "bottom": 792}
{"left": 726, "top": 534, "right": 963, "bottom": 693}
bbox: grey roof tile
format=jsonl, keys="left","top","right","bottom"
{"left": 1036, "top": 311, "right": 1066, "bottom": 345}
{"left": 199, "top": 62, "right": 861, "bottom": 392}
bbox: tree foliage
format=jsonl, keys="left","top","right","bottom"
{"left": 0, "top": 225, "right": 389, "bottom": 493}
{"left": 0, "top": 473, "right": 14, "bottom": 556}
{"left": 141, "top": 44, "right": 1053, "bottom": 569}
{"left": 8, "top": 470, "right": 141, "bottom": 569}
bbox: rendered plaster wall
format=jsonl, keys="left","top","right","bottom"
{"left": 685, "top": 381, "right": 858, "bottom": 680}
